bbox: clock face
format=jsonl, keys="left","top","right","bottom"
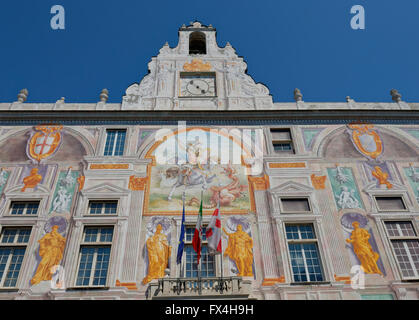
{"left": 180, "top": 74, "right": 216, "bottom": 97}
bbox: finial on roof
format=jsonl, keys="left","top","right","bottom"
{"left": 294, "top": 88, "right": 303, "bottom": 102}
{"left": 191, "top": 21, "right": 202, "bottom": 28}
{"left": 100, "top": 89, "right": 109, "bottom": 103}
{"left": 390, "top": 89, "right": 402, "bottom": 102}
{"left": 56, "top": 97, "right": 65, "bottom": 104}
{"left": 17, "top": 89, "right": 28, "bottom": 103}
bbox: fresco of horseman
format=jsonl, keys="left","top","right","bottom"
{"left": 166, "top": 136, "right": 217, "bottom": 200}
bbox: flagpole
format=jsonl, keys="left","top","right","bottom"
{"left": 218, "top": 189, "right": 223, "bottom": 279}
{"left": 197, "top": 189, "right": 203, "bottom": 294}
{"left": 179, "top": 187, "right": 186, "bottom": 279}
{"left": 198, "top": 189, "right": 203, "bottom": 278}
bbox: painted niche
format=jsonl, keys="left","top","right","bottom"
{"left": 30, "top": 216, "right": 68, "bottom": 289}
{"left": 142, "top": 217, "right": 172, "bottom": 284}
{"left": 223, "top": 216, "right": 254, "bottom": 277}
{"left": 341, "top": 212, "right": 385, "bottom": 276}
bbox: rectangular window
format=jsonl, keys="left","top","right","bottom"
{"left": 285, "top": 224, "right": 324, "bottom": 283}
{"left": 385, "top": 221, "right": 419, "bottom": 279}
{"left": 281, "top": 198, "right": 311, "bottom": 213}
{"left": 270, "top": 128, "right": 294, "bottom": 154}
{"left": 88, "top": 201, "right": 118, "bottom": 215}
{"left": 75, "top": 226, "right": 114, "bottom": 287}
{"left": 184, "top": 227, "right": 215, "bottom": 277}
{"left": 104, "top": 129, "right": 126, "bottom": 156}
{"left": 0, "top": 227, "right": 32, "bottom": 288}
{"left": 375, "top": 196, "right": 406, "bottom": 211}
{"left": 9, "top": 201, "right": 40, "bottom": 216}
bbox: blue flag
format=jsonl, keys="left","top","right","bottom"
{"left": 176, "top": 199, "right": 186, "bottom": 264}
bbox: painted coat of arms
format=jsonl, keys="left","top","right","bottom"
{"left": 27, "top": 125, "right": 63, "bottom": 162}
{"left": 347, "top": 124, "right": 383, "bottom": 160}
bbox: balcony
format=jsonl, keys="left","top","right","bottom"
{"left": 145, "top": 276, "right": 252, "bottom": 299}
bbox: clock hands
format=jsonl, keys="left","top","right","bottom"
{"left": 188, "top": 80, "right": 208, "bottom": 94}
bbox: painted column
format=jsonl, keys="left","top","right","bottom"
{"left": 120, "top": 176, "right": 147, "bottom": 284}
{"left": 250, "top": 176, "right": 281, "bottom": 282}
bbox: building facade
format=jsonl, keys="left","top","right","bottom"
{"left": 0, "top": 22, "right": 419, "bottom": 300}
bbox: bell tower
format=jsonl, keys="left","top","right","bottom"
{"left": 122, "top": 21, "right": 273, "bottom": 110}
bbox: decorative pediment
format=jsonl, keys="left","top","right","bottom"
{"left": 362, "top": 182, "right": 413, "bottom": 212}
{"left": 269, "top": 181, "right": 314, "bottom": 195}
{"left": 5, "top": 184, "right": 51, "bottom": 196}
{"left": 362, "top": 181, "right": 407, "bottom": 194}
{"left": 81, "top": 183, "right": 130, "bottom": 196}
{"left": 121, "top": 21, "right": 273, "bottom": 111}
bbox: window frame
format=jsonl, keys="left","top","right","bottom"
{"left": 0, "top": 226, "right": 32, "bottom": 289}
{"left": 182, "top": 225, "right": 216, "bottom": 278}
{"left": 8, "top": 201, "right": 40, "bottom": 217}
{"left": 383, "top": 219, "right": 419, "bottom": 280}
{"left": 269, "top": 128, "right": 295, "bottom": 155}
{"left": 374, "top": 195, "right": 408, "bottom": 213}
{"left": 73, "top": 225, "right": 115, "bottom": 288}
{"left": 86, "top": 200, "right": 119, "bottom": 217}
{"left": 103, "top": 129, "right": 127, "bottom": 157}
{"left": 279, "top": 196, "right": 312, "bottom": 214}
{"left": 283, "top": 222, "right": 326, "bottom": 284}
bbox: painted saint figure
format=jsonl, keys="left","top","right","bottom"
{"left": 31, "top": 225, "right": 66, "bottom": 285}
{"left": 142, "top": 224, "right": 171, "bottom": 284}
{"left": 223, "top": 224, "right": 253, "bottom": 276}
{"left": 346, "top": 221, "right": 382, "bottom": 275}
{"left": 21, "top": 168, "right": 42, "bottom": 192}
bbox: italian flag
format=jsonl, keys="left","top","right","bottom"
{"left": 192, "top": 197, "right": 203, "bottom": 266}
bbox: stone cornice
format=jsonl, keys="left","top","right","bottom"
{"left": 0, "top": 110, "right": 419, "bottom": 125}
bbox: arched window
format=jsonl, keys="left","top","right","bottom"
{"left": 189, "top": 31, "right": 206, "bottom": 55}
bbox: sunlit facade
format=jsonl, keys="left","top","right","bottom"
{"left": 0, "top": 22, "right": 418, "bottom": 300}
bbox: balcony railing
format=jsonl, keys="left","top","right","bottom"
{"left": 145, "top": 276, "right": 251, "bottom": 299}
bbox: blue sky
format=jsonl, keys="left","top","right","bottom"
{"left": 0, "top": 0, "right": 418, "bottom": 103}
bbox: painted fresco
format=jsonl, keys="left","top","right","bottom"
{"left": 146, "top": 128, "right": 251, "bottom": 214}
{"left": 340, "top": 212, "right": 385, "bottom": 276}
{"left": 49, "top": 168, "right": 79, "bottom": 214}
{"left": 362, "top": 161, "right": 394, "bottom": 187}
{"left": 142, "top": 217, "right": 172, "bottom": 284}
{"left": 30, "top": 216, "right": 68, "bottom": 289}
{"left": 19, "top": 165, "right": 48, "bottom": 191}
{"left": 0, "top": 168, "right": 10, "bottom": 194}
{"left": 405, "top": 164, "right": 419, "bottom": 204}
{"left": 346, "top": 124, "right": 383, "bottom": 161}
{"left": 301, "top": 128, "right": 324, "bottom": 151}
{"left": 327, "top": 166, "right": 364, "bottom": 210}
{"left": 223, "top": 216, "right": 254, "bottom": 277}
{"left": 26, "top": 125, "right": 63, "bottom": 163}
{"left": 401, "top": 128, "right": 419, "bottom": 142}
